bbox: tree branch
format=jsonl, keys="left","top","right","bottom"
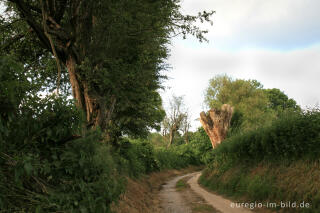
{"left": 9, "top": 0, "right": 51, "bottom": 50}
{"left": 1, "top": 33, "right": 25, "bottom": 51}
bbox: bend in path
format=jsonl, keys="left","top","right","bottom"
{"left": 188, "top": 172, "right": 252, "bottom": 213}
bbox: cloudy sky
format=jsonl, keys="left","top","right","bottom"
{"left": 161, "top": 0, "right": 320, "bottom": 130}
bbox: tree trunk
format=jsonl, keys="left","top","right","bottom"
{"left": 10, "top": 1, "right": 116, "bottom": 132}
{"left": 185, "top": 132, "right": 189, "bottom": 144}
{"left": 65, "top": 55, "right": 115, "bottom": 131}
{"left": 200, "top": 104, "right": 233, "bottom": 148}
{"left": 167, "top": 125, "right": 176, "bottom": 148}
{"left": 168, "top": 129, "right": 174, "bottom": 147}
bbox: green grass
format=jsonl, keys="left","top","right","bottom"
{"left": 176, "top": 178, "right": 189, "bottom": 190}
{"left": 199, "top": 109, "right": 320, "bottom": 212}
{"left": 192, "top": 204, "right": 217, "bottom": 212}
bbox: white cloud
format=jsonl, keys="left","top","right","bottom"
{"left": 180, "top": 0, "right": 320, "bottom": 50}
{"left": 163, "top": 41, "right": 320, "bottom": 130}
{"left": 161, "top": 0, "right": 320, "bottom": 131}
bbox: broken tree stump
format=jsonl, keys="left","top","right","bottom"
{"left": 200, "top": 104, "right": 233, "bottom": 148}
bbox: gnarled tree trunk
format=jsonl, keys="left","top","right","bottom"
{"left": 200, "top": 104, "right": 233, "bottom": 148}
{"left": 65, "top": 55, "right": 116, "bottom": 131}
{"left": 11, "top": 1, "right": 116, "bottom": 132}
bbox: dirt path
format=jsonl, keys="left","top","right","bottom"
{"left": 159, "top": 173, "right": 194, "bottom": 213}
{"left": 188, "top": 172, "right": 252, "bottom": 213}
{"left": 160, "top": 172, "right": 252, "bottom": 213}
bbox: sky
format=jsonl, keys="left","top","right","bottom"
{"left": 161, "top": 0, "right": 320, "bottom": 131}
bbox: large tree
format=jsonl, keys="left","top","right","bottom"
{"left": 264, "top": 88, "right": 301, "bottom": 115}
{"left": 1, "top": 0, "right": 213, "bottom": 138}
{"left": 204, "top": 75, "right": 301, "bottom": 131}
{"left": 205, "top": 75, "right": 273, "bottom": 130}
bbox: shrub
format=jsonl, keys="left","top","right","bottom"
{"left": 0, "top": 57, "right": 124, "bottom": 212}
{"left": 115, "top": 138, "right": 160, "bottom": 177}
{"left": 211, "top": 110, "right": 320, "bottom": 165}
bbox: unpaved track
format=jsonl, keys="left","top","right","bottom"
{"left": 159, "top": 173, "right": 194, "bottom": 213}
{"left": 188, "top": 172, "right": 252, "bottom": 213}
{"left": 160, "top": 172, "right": 252, "bottom": 213}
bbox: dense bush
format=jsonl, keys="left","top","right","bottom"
{"left": 199, "top": 109, "right": 320, "bottom": 212}
{"left": 212, "top": 110, "right": 320, "bottom": 165}
{"left": 0, "top": 56, "right": 207, "bottom": 212}
{"left": 0, "top": 95, "right": 124, "bottom": 212}
{"left": 188, "top": 128, "right": 213, "bottom": 164}
{"left": 0, "top": 56, "right": 125, "bottom": 212}
{"left": 114, "top": 138, "right": 160, "bottom": 177}
{"left": 115, "top": 136, "right": 202, "bottom": 176}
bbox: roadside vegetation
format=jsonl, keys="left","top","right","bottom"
{"left": 1, "top": 0, "right": 317, "bottom": 212}
{"left": 0, "top": 55, "right": 211, "bottom": 212}
{"left": 0, "top": 0, "right": 214, "bottom": 211}
{"left": 199, "top": 75, "right": 320, "bottom": 213}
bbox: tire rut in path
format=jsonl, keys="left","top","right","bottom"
{"left": 160, "top": 171, "right": 252, "bottom": 213}
{"left": 159, "top": 173, "right": 194, "bottom": 213}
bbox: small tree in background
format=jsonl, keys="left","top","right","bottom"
{"left": 162, "top": 95, "right": 189, "bottom": 147}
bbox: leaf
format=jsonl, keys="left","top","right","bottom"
{"left": 24, "top": 162, "right": 33, "bottom": 176}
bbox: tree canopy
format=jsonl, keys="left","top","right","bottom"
{"left": 205, "top": 75, "right": 272, "bottom": 130}
{"left": 264, "top": 88, "right": 301, "bottom": 114}
{"left": 204, "top": 75, "right": 300, "bottom": 131}
{"left": 1, "top": 0, "right": 213, "bottom": 140}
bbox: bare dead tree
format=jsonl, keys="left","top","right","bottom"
{"left": 162, "top": 95, "right": 187, "bottom": 147}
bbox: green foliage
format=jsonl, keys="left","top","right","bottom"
{"left": 46, "top": 133, "right": 124, "bottom": 213}
{"left": 155, "top": 147, "right": 192, "bottom": 170}
{"left": 111, "top": 134, "right": 206, "bottom": 177}
{"left": 3, "top": 0, "right": 213, "bottom": 137}
{"left": 246, "top": 175, "right": 274, "bottom": 201}
{"left": 147, "top": 132, "right": 167, "bottom": 148}
{"left": 204, "top": 75, "right": 301, "bottom": 133}
{"left": 227, "top": 109, "right": 244, "bottom": 137}
{"left": 199, "top": 107, "right": 320, "bottom": 212}
{"left": 188, "top": 128, "right": 213, "bottom": 164}
{"left": 212, "top": 109, "right": 320, "bottom": 164}
{"left": 176, "top": 179, "right": 188, "bottom": 190}
{"left": 264, "top": 88, "right": 301, "bottom": 115}
{"left": 0, "top": 56, "right": 124, "bottom": 212}
{"left": 0, "top": 54, "right": 204, "bottom": 212}
{"left": 199, "top": 166, "right": 276, "bottom": 202}
{"left": 1, "top": 131, "right": 124, "bottom": 212}
{"left": 0, "top": 98, "right": 124, "bottom": 212}
{"left": 204, "top": 75, "right": 274, "bottom": 131}
{"left": 115, "top": 138, "right": 160, "bottom": 177}
{"left": 153, "top": 127, "right": 213, "bottom": 169}
{"left": 0, "top": 1, "right": 215, "bottom": 211}
{"left": 0, "top": 55, "right": 31, "bottom": 117}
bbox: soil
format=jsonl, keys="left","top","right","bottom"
{"left": 187, "top": 172, "right": 252, "bottom": 213}
{"left": 159, "top": 172, "right": 251, "bottom": 213}
{"left": 112, "top": 168, "right": 260, "bottom": 213}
